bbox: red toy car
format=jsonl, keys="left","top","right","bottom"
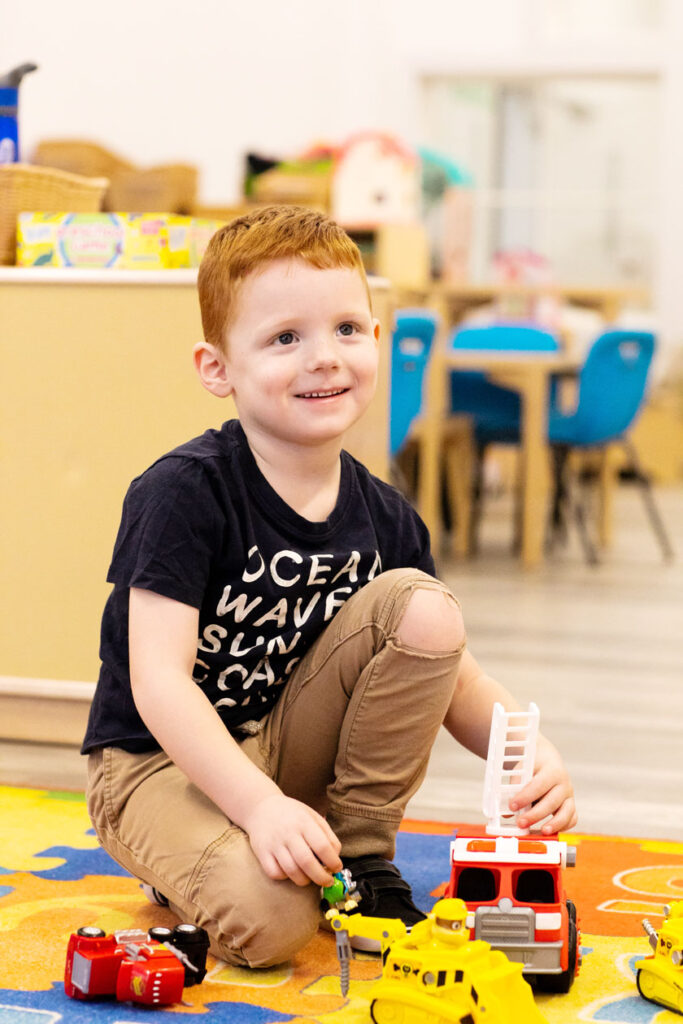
{"left": 64, "top": 923, "right": 209, "bottom": 1005}
{"left": 444, "top": 826, "right": 580, "bottom": 992}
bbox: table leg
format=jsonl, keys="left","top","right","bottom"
{"left": 520, "top": 370, "right": 551, "bottom": 567}
{"left": 418, "top": 394, "right": 443, "bottom": 556}
{"left": 494, "top": 367, "right": 551, "bottom": 568}
{"left": 598, "top": 445, "right": 617, "bottom": 547}
{"left": 445, "top": 417, "right": 474, "bottom": 558}
{"left": 417, "top": 337, "right": 449, "bottom": 556}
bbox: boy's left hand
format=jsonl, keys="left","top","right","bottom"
{"left": 509, "top": 734, "right": 577, "bottom": 834}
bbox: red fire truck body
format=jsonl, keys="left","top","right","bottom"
{"left": 64, "top": 924, "right": 208, "bottom": 1005}
{"left": 444, "top": 826, "right": 580, "bottom": 993}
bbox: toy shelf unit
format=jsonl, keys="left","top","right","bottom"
{"left": 483, "top": 701, "right": 539, "bottom": 835}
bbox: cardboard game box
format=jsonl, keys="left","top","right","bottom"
{"left": 16, "top": 212, "right": 224, "bottom": 269}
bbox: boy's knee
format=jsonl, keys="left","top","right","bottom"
{"left": 211, "top": 879, "right": 320, "bottom": 968}
{"left": 397, "top": 585, "right": 465, "bottom": 654}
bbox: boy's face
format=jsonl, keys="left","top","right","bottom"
{"left": 203, "top": 258, "right": 379, "bottom": 451}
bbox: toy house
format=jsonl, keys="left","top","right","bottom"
{"left": 331, "top": 131, "right": 420, "bottom": 228}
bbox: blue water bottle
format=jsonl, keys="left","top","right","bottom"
{"left": 0, "top": 63, "right": 38, "bottom": 163}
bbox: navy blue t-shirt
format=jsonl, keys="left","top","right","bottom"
{"left": 82, "top": 420, "right": 435, "bottom": 753}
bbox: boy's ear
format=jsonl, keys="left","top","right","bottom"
{"left": 193, "top": 341, "right": 233, "bottom": 397}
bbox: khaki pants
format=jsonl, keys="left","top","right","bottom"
{"left": 86, "top": 568, "right": 464, "bottom": 966}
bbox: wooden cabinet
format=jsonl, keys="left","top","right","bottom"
{"left": 0, "top": 270, "right": 392, "bottom": 686}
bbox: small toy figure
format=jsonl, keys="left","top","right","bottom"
{"left": 328, "top": 897, "right": 549, "bottom": 1022}
{"left": 321, "top": 868, "right": 360, "bottom": 913}
{"left": 635, "top": 901, "right": 683, "bottom": 1015}
{"left": 64, "top": 922, "right": 210, "bottom": 1005}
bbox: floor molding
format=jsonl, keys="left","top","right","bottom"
{"left": 0, "top": 676, "right": 95, "bottom": 745}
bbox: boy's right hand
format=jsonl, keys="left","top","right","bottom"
{"left": 241, "top": 793, "right": 343, "bottom": 888}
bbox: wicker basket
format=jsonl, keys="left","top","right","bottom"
{"left": 106, "top": 163, "right": 198, "bottom": 214}
{"left": 32, "top": 139, "right": 199, "bottom": 215}
{"left": 0, "top": 163, "right": 109, "bottom": 265}
{"left": 33, "top": 138, "right": 134, "bottom": 180}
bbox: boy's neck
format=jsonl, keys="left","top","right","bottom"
{"left": 245, "top": 428, "right": 344, "bottom": 523}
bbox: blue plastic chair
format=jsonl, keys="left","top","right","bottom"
{"left": 449, "top": 323, "right": 560, "bottom": 444}
{"left": 547, "top": 329, "right": 673, "bottom": 563}
{"left": 446, "top": 323, "right": 561, "bottom": 551}
{"left": 390, "top": 310, "right": 438, "bottom": 456}
{"left": 390, "top": 311, "right": 474, "bottom": 551}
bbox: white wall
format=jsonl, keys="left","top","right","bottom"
{"left": 7, "top": 0, "right": 651, "bottom": 204}
{"left": 5, "top": 0, "right": 430, "bottom": 202}
{"left": 4, "top": 0, "right": 683, "bottom": 351}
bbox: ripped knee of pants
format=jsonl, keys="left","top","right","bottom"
{"left": 396, "top": 586, "right": 465, "bottom": 654}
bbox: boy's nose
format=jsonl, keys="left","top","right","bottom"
{"left": 306, "top": 336, "right": 340, "bottom": 369}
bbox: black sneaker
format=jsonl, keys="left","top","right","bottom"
{"left": 341, "top": 855, "right": 426, "bottom": 950}
{"left": 140, "top": 882, "right": 169, "bottom": 907}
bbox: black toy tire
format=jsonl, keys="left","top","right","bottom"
{"left": 149, "top": 926, "right": 174, "bottom": 943}
{"left": 76, "top": 926, "right": 106, "bottom": 938}
{"left": 173, "top": 923, "right": 202, "bottom": 940}
{"left": 171, "top": 923, "right": 210, "bottom": 986}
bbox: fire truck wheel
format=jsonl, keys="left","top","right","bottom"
{"left": 171, "top": 923, "right": 210, "bottom": 986}
{"left": 534, "top": 903, "right": 578, "bottom": 994}
{"left": 173, "top": 923, "right": 203, "bottom": 938}
{"left": 149, "top": 926, "right": 174, "bottom": 943}
{"left": 76, "top": 927, "right": 106, "bottom": 938}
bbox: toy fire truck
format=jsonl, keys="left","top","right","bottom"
{"left": 444, "top": 703, "right": 580, "bottom": 993}
{"left": 64, "top": 923, "right": 210, "bottom": 1005}
{"left": 444, "top": 827, "right": 579, "bottom": 992}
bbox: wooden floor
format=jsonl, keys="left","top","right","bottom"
{"left": 2, "top": 483, "right": 681, "bottom": 842}
{"left": 409, "top": 482, "right": 683, "bottom": 841}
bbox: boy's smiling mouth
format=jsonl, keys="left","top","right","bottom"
{"left": 296, "top": 387, "right": 350, "bottom": 399}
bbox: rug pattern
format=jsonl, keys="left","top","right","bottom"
{"left": 2, "top": 786, "right": 683, "bottom": 1022}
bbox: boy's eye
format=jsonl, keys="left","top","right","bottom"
{"left": 275, "top": 331, "right": 296, "bottom": 346}
{"left": 338, "top": 322, "right": 355, "bottom": 336}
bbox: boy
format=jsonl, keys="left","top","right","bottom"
{"left": 83, "top": 205, "right": 575, "bottom": 968}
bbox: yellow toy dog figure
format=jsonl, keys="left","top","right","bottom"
{"left": 636, "top": 900, "right": 683, "bottom": 1015}
{"left": 328, "top": 897, "right": 549, "bottom": 1023}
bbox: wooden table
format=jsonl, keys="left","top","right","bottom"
{"left": 418, "top": 347, "right": 577, "bottom": 568}
{"left": 397, "top": 278, "right": 647, "bottom": 567}
{"left": 397, "top": 281, "right": 650, "bottom": 328}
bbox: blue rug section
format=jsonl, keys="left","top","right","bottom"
{"left": 28, "top": 844, "right": 131, "bottom": 881}
{"left": 0, "top": 985, "right": 294, "bottom": 1022}
{"left": 394, "top": 829, "right": 452, "bottom": 912}
{"left": 591, "top": 956, "right": 659, "bottom": 1023}
{"left": 26, "top": 828, "right": 453, "bottom": 892}
{"left": 592, "top": 996, "right": 663, "bottom": 1022}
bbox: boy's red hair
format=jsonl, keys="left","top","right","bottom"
{"left": 198, "top": 204, "right": 369, "bottom": 350}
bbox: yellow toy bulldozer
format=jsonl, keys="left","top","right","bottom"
{"left": 635, "top": 900, "right": 683, "bottom": 1015}
{"left": 328, "top": 897, "right": 548, "bottom": 1024}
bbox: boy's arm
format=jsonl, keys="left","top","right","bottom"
{"left": 443, "top": 648, "right": 577, "bottom": 834}
{"left": 128, "top": 587, "right": 342, "bottom": 887}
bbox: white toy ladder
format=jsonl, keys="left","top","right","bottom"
{"left": 483, "top": 702, "right": 539, "bottom": 835}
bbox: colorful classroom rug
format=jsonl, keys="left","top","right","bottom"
{"left": 1, "top": 784, "right": 682, "bottom": 1023}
